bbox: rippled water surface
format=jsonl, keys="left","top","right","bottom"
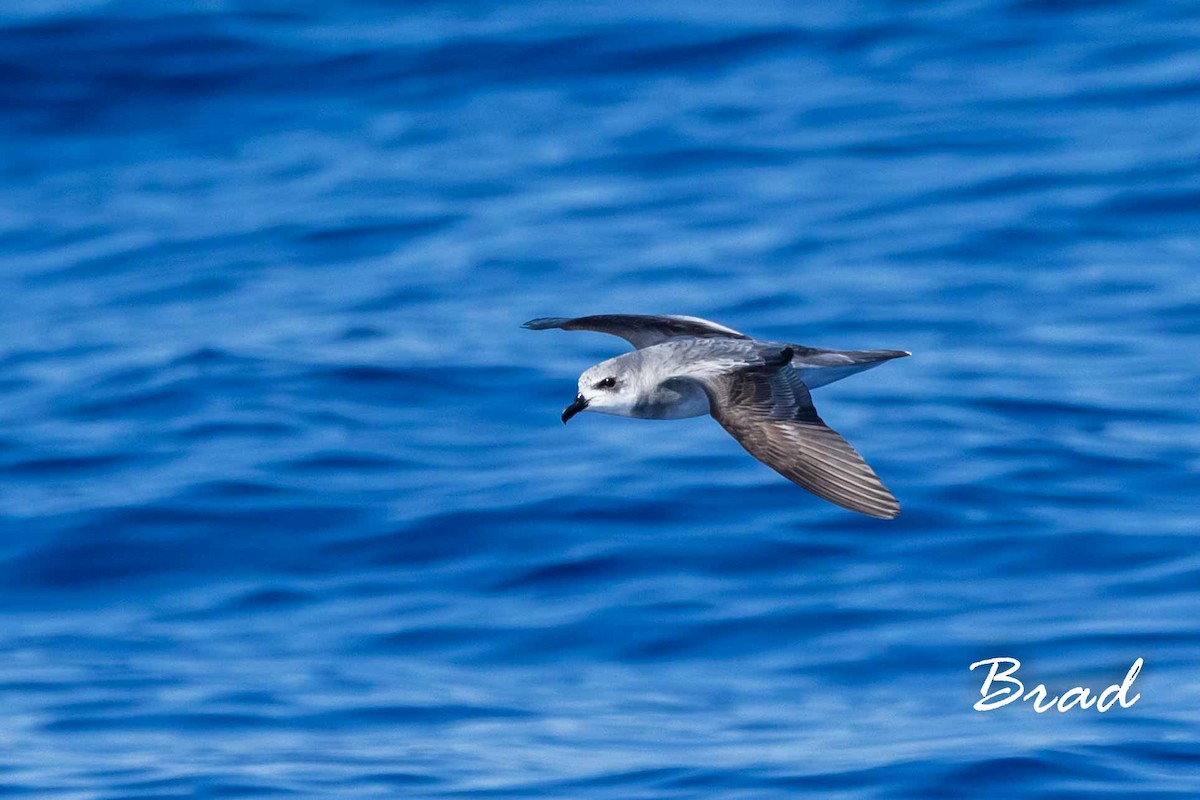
{"left": 2, "top": 1, "right": 1199, "bottom": 797}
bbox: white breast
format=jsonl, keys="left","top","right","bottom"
{"left": 633, "top": 379, "right": 711, "bottom": 419}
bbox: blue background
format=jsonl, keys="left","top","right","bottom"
{"left": 1, "top": 1, "right": 1199, "bottom": 797}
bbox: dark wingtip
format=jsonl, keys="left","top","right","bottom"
{"left": 853, "top": 497, "right": 901, "bottom": 520}
{"left": 872, "top": 489, "right": 902, "bottom": 519}
{"left": 522, "top": 317, "right": 570, "bottom": 330}
{"left": 877, "top": 503, "right": 902, "bottom": 520}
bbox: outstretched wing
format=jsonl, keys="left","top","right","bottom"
{"left": 523, "top": 314, "right": 747, "bottom": 350}
{"left": 699, "top": 348, "right": 900, "bottom": 519}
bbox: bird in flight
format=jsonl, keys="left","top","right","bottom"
{"left": 524, "top": 314, "right": 908, "bottom": 519}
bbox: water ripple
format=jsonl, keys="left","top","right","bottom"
{"left": 0, "top": 0, "right": 1197, "bottom": 797}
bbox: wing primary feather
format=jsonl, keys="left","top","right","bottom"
{"left": 521, "top": 314, "right": 747, "bottom": 349}
{"left": 522, "top": 317, "right": 571, "bottom": 330}
{"left": 702, "top": 358, "right": 900, "bottom": 519}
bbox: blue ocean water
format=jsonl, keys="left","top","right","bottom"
{"left": 1, "top": 0, "right": 1199, "bottom": 796}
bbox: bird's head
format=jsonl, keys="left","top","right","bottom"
{"left": 562, "top": 355, "right": 640, "bottom": 422}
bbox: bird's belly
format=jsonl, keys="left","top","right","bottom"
{"left": 632, "top": 383, "right": 711, "bottom": 420}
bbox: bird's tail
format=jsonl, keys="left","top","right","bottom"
{"left": 789, "top": 346, "right": 910, "bottom": 390}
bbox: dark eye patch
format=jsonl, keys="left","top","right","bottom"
{"left": 594, "top": 376, "right": 617, "bottom": 390}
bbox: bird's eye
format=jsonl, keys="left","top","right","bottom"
{"left": 594, "top": 376, "right": 617, "bottom": 390}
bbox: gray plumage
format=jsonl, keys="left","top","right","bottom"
{"left": 524, "top": 314, "right": 908, "bottom": 519}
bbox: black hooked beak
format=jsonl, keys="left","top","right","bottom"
{"left": 561, "top": 393, "right": 588, "bottom": 424}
